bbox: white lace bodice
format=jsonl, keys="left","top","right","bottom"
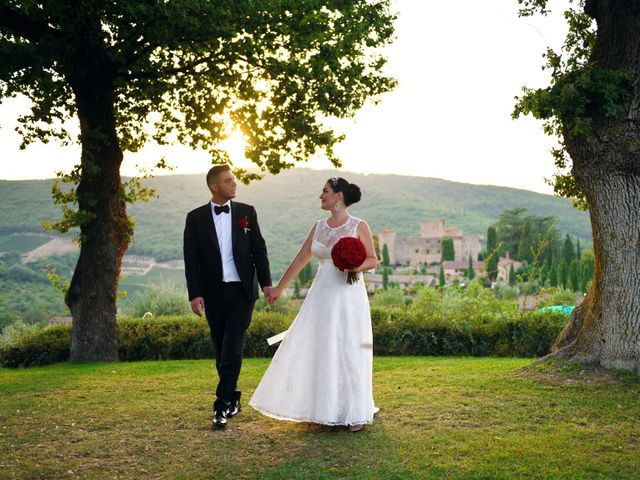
{"left": 312, "top": 216, "right": 361, "bottom": 259}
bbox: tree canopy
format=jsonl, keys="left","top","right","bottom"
{"left": 0, "top": 0, "right": 397, "bottom": 361}
{"left": 0, "top": 0, "right": 397, "bottom": 180}
{"left": 513, "top": 0, "right": 634, "bottom": 209}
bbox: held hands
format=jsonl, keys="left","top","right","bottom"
{"left": 190, "top": 297, "right": 205, "bottom": 317}
{"left": 263, "top": 286, "right": 282, "bottom": 305}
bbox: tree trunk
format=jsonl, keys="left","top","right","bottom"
{"left": 547, "top": 0, "right": 640, "bottom": 371}
{"left": 551, "top": 170, "right": 640, "bottom": 370}
{"left": 65, "top": 27, "right": 130, "bottom": 362}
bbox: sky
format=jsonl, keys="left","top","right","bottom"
{"left": 0, "top": 1, "right": 573, "bottom": 194}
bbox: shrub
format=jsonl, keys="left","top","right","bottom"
{"left": 369, "top": 287, "right": 407, "bottom": 309}
{"left": 122, "top": 282, "right": 191, "bottom": 317}
{"left": 411, "top": 284, "right": 518, "bottom": 326}
{"left": 244, "top": 311, "right": 293, "bottom": 357}
{"left": 117, "top": 316, "right": 212, "bottom": 361}
{"left": 0, "top": 323, "right": 70, "bottom": 368}
{"left": 254, "top": 295, "right": 299, "bottom": 316}
{"left": 0, "top": 320, "right": 40, "bottom": 347}
{"left": 0, "top": 312, "right": 295, "bottom": 367}
{"left": 494, "top": 284, "right": 520, "bottom": 301}
{"left": 0, "top": 307, "right": 569, "bottom": 368}
{"left": 537, "top": 287, "right": 581, "bottom": 308}
{"left": 372, "top": 309, "right": 567, "bottom": 357}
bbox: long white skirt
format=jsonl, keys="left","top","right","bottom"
{"left": 249, "top": 258, "right": 378, "bottom": 426}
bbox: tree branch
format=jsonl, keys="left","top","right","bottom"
{"left": 122, "top": 52, "right": 219, "bottom": 81}
{"left": 0, "top": 5, "right": 64, "bottom": 43}
{"left": 0, "top": 39, "right": 40, "bottom": 79}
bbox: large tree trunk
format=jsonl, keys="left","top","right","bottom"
{"left": 551, "top": 170, "right": 640, "bottom": 369}
{"left": 65, "top": 23, "right": 131, "bottom": 362}
{"left": 547, "top": 0, "right": 640, "bottom": 371}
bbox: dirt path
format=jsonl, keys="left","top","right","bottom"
{"left": 23, "top": 237, "right": 78, "bottom": 262}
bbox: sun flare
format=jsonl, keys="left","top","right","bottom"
{"left": 219, "top": 128, "right": 251, "bottom": 167}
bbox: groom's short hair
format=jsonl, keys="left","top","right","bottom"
{"left": 206, "top": 165, "right": 231, "bottom": 186}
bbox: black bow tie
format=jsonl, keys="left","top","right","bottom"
{"left": 214, "top": 205, "right": 229, "bottom": 215}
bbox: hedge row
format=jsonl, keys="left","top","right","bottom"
{"left": 0, "top": 308, "right": 568, "bottom": 368}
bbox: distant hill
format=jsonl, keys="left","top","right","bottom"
{"left": 0, "top": 169, "right": 592, "bottom": 276}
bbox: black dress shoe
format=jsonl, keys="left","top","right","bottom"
{"left": 227, "top": 392, "right": 241, "bottom": 418}
{"left": 213, "top": 409, "right": 227, "bottom": 429}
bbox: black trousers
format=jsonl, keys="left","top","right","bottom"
{"left": 204, "top": 282, "right": 255, "bottom": 411}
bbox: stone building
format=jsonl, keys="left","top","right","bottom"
{"left": 442, "top": 260, "right": 485, "bottom": 278}
{"left": 364, "top": 272, "right": 436, "bottom": 291}
{"left": 378, "top": 218, "right": 483, "bottom": 266}
{"left": 496, "top": 253, "right": 522, "bottom": 283}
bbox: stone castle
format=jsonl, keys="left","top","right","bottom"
{"left": 378, "top": 218, "right": 483, "bottom": 266}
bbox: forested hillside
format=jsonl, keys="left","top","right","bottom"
{"left": 0, "top": 169, "right": 592, "bottom": 273}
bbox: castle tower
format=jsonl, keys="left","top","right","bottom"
{"left": 461, "top": 234, "right": 484, "bottom": 261}
{"left": 420, "top": 218, "right": 446, "bottom": 238}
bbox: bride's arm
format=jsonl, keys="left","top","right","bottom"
{"left": 270, "top": 224, "right": 317, "bottom": 301}
{"left": 355, "top": 220, "right": 379, "bottom": 272}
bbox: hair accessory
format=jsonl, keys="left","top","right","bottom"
{"left": 329, "top": 176, "right": 339, "bottom": 186}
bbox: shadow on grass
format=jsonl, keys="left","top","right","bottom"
{"left": 1, "top": 357, "right": 639, "bottom": 479}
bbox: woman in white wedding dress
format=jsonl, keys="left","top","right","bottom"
{"left": 249, "top": 177, "right": 379, "bottom": 431}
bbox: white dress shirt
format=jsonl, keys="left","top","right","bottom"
{"left": 210, "top": 200, "right": 241, "bottom": 282}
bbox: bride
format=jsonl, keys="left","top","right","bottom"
{"left": 249, "top": 176, "right": 379, "bottom": 432}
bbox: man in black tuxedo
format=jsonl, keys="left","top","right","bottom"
{"left": 183, "top": 165, "right": 272, "bottom": 428}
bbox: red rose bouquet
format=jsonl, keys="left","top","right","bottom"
{"left": 331, "top": 237, "right": 367, "bottom": 284}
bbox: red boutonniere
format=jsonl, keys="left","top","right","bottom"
{"left": 239, "top": 216, "right": 250, "bottom": 234}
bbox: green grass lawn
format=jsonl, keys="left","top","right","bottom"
{"left": 1, "top": 357, "right": 639, "bottom": 479}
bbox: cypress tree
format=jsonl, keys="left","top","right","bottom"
{"left": 543, "top": 248, "right": 553, "bottom": 270}
{"left": 580, "top": 252, "right": 595, "bottom": 291}
{"left": 304, "top": 263, "right": 311, "bottom": 283}
{"left": 485, "top": 226, "right": 499, "bottom": 281}
{"left": 382, "top": 267, "right": 389, "bottom": 290}
{"left": 569, "top": 259, "right": 580, "bottom": 291}
{"left": 549, "top": 261, "right": 559, "bottom": 287}
{"left": 441, "top": 237, "right": 455, "bottom": 261}
{"left": 307, "top": 263, "right": 314, "bottom": 282}
{"left": 562, "top": 234, "right": 576, "bottom": 264}
{"left": 382, "top": 243, "right": 390, "bottom": 267}
{"left": 560, "top": 259, "right": 569, "bottom": 289}
{"left": 467, "top": 256, "right": 475, "bottom": 279}
{"left": 581, "top": 263, "right": 591, "bottom": 291}
{"left": 439, "top": 265, "right": 445, "bottom": 287}
{"left": 539, "top": 264, "right": 548, "bottom": 285}
{"left": 299, "top": 265, "right": 307, "bottom": 284}
{"left": 518, "top": 220, "right": 533, "bottom": 263}
{"left": 298, "top": 262, "right": 313, "bottom": 285}
{"left": 508, "top": 264, "right": 516, "bottom": 286}
{"left": 487, "top": 225, "right": 498, "bottom": 253}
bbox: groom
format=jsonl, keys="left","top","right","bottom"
{"left": 183, "top": 165, "right": 272, "bottom": 429}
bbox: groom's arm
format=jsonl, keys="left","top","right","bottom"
{"left": 248, "top": 206, "right": 272, "bottom": 289}
{"left": 183, "top": 211, "right": 204, "bottom": 301}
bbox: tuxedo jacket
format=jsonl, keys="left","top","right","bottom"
{"left": 183, "top": 201, "right": 271, "bottom": 302}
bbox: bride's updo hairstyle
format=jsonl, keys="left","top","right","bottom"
{"left": 328, "top": 177, "right": 362, "bottom": 206}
